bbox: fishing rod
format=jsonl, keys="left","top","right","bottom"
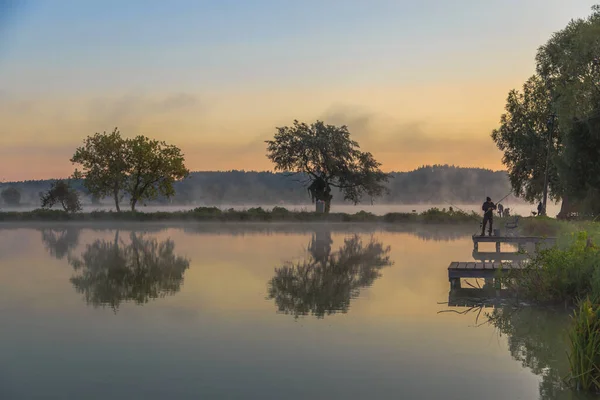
{"left": 494, "top": 190, "right": 513, "bottom": 206}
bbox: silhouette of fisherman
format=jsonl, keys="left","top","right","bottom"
{"left": 537, "top": 201, "right": 544, "bottom": 216}
{"left": 481, "top": 197, "right": 496, "bottom": 236}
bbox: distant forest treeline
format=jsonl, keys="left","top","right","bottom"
{"left": 0, "top": 165, "right": 520, "bottom": 207}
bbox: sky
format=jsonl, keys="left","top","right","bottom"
{"left": 0, "top": 0, "right": 598, "bottom": 181}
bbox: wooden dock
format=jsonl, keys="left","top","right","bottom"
{"left": 447, "top": 261, "right": 528, "bottom": 290}
{"left": 448, "top": 261, "right": 522, "bottom": 279}
{"left": 444, "top": 235, "right": 555, "bottom": 295}
{"left": 472, "top": 235, "right": 556, "bottom": 251}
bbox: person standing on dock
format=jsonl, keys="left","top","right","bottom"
{"left": 481, "top": 197, "right": 496, "bottom": 236}
{"left": 497, "top": 203, "right": 504, "bottom": 217}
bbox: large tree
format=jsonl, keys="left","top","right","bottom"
{"left": 491, "top": 75, "right": 564, "bottom": 203}
{"left": 492, "top": 5, "right": 600, "bottom": 216}
{"left": 536, "top": 5, "right": 600, "bottom": 216}
{"left": 535, "top": 5, "right": 600, "bottom": 132}
{"left": 559, "top": 114, "right": 600, "bottom": 216}
{"left": 265, "top": 120, "right": 389, "bottom": 213}
{"left": 72, "top": 129, "right": 189, "bottom": 212}
{"left": 71, "top": 128, "right": 129, "bottom": 211}
{"left": 125, "top": 135, "right": 189, "bottom": 211}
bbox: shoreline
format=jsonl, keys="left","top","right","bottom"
{"left": 0, "top": 207, "right": 499, "bottom": 224}
{"left": 0, "top": 207, "right": 576, "bottom": 238}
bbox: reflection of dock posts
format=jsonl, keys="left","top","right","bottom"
{"left": 472, "top": 235, "right": 557, "bottom": 253}
{"left": 472, "top": 250, "right": 528, "bottom": 262}
{"left": 450, "top": 277, "right": 461, "bottom": 290}
{"left": 448, "top": 286, "right": 510, "bottom": 308}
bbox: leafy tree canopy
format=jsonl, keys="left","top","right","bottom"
{"left": 491, "top": 75, "right": 564, "bottom": 202}
{"left": 71, "top": 128, "right": 129, "bottom": 211}
{"left": 266, "top": 120, "right": 389, "bottom": 212}
{"left": 71, "top": 128, "right": 189, "bottom": 211}
{"left": 125, "top": 135, "right": 190, "bottom": 211}
{"left": 492, "top": 5, "right": 600, "bottom": 214}
{"left": 40, "top": 180, "right": 82, "bottom": 213}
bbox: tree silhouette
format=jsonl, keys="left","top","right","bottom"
{"left": 267, "top": 230, "right": 393, "bottom": 318}
{"left": 68, "top": 231, "right": 190, "bottom": 311}
{"left": 40, "top": 228, "right": 81, "bottom": 260}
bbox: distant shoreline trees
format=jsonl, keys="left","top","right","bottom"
{"left": 1, "top": 166, "right": 519, "bottom": 208}
{"left": 1, "top": 186, "right": 21, "bottom": 206}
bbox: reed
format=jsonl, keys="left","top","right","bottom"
{"left": 567, "top": 297, "right": 600, "bottom": 393}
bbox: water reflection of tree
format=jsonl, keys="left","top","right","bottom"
{"left": 40, "top": 228, "right": 81, "bottom": 260}
{"left": 68, "top": 231, "right": 190, "bottom": 311}
{"left": 487, "top": 307, "right": 579, "bottom": 400}
{"left": 267, "top": 229, "right": 393, "bottom": 319}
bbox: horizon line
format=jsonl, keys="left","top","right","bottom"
{"left": 0, "top": 165, "right": 508, "bottom": 184}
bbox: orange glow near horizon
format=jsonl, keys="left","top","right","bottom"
{"left": 0, "top": 81, "right": 510, "bottom": 181}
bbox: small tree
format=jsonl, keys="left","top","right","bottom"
{"left": 125, "top": 135, "right": 189, "bottom": 211}
{"left": 41, "top": 180, "right": 82, "bottom": 213}
{"left": 71, "top": 128, "right": 129, "bottom": 212}
{"left": 1, "top": 186, "right": 21, "bottom": 206}
{"left": 266, "top": 120, "right": 389, "bottom": 213}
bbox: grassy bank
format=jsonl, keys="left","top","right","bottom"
{"left": 495, "top": 221, "right": 600, "bottom": 395}
{"left": 0, "top": 206, "right": 487, "bottom": 224}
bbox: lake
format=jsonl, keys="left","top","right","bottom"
{"left": 0, "top": 223, "right": 588, "bottom": 399}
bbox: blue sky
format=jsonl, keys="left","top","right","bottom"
{"left": 0, "top": 1, "right": 598, "bottom": 179}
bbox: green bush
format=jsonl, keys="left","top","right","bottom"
{"left": 504, "top": 232, "right": 600, "bottom": 305}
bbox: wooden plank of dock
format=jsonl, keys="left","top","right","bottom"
{"left": 471, "top": 235, "right": 556, "bottom": 252}
{"left": 472, "top": 235, "right": 556, "bottom": 244}
{"left": 447, "top": 261, "right": 524, "bottom": 279}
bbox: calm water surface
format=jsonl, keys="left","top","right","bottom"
{"left": 0, "top": 223, "right": 588, "bottom": 399}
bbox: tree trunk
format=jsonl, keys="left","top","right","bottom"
{"left": 324, "top": 197, "right": 331, "bottom": 213}
{"left": 557, "top": 195, "right": 573, "bottom": 220}
{"left": 113, "top": 187, "right": 121, "bottom": 212}
{"left": 131, "top": 197, "right": 137, "bottom": 212}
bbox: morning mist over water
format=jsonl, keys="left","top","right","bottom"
{"left": 0, "top": 223, "right": 562, "bottom": 399}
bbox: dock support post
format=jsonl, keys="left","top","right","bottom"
{"left": 450, "top": 278, "right": 461, "bottom": 290}
{"left": 496, "top": 242, "right": 501, "bottom": 252}
{"left": 494, "top": 278, "right": 502, "bottom": 290}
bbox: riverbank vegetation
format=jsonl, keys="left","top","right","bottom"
{"left": 0, "top": 206, "right": 486, "bottom": 223}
